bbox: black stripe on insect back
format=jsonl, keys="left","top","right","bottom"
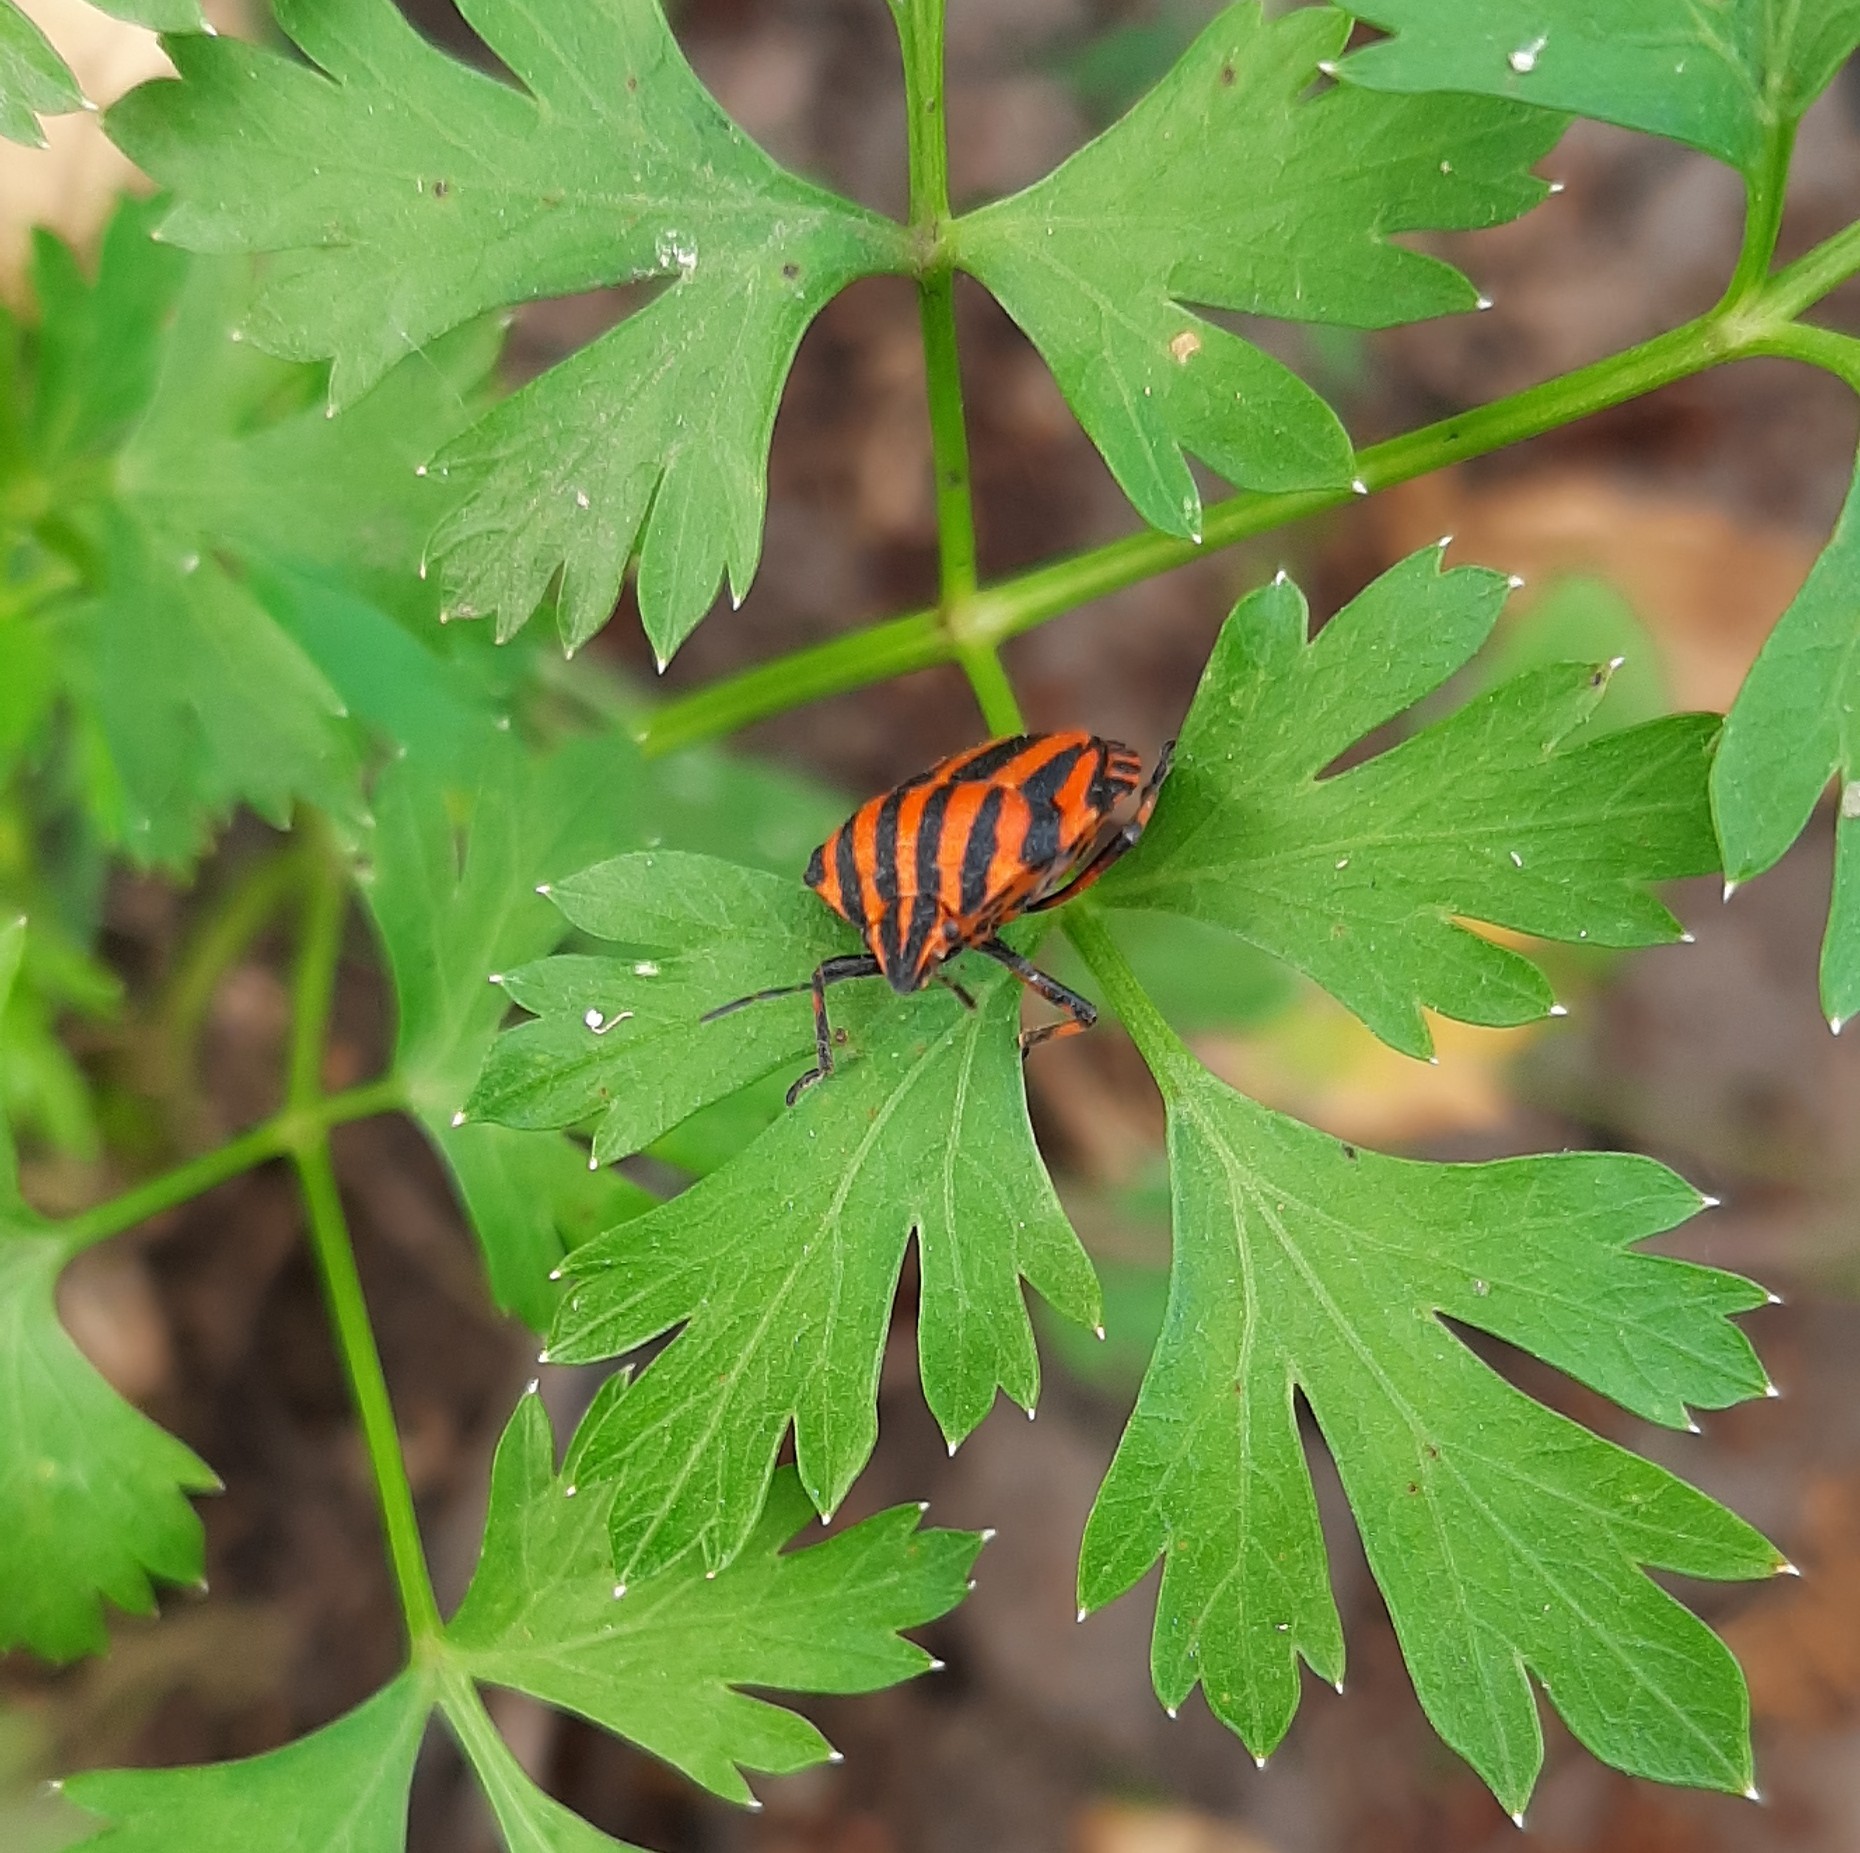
{"left": 1016, "top": 740, "right": 1087, "bottom": 872}
{"left": 833, "top": 824, "right": 864, "bottom": 929}
{"left": 899, "top": 776, "right": 960, "bottom": 977}
{"left": 871, "top": 780, "right": 914, "bottom": 905}
{"left": 897, "top": 890, "right": 941, "bottom": 986}
{"left": 948, "top": 735, "right": 1033, "bottom": 784}
{"left": 958, "top": 784, "right": 1008, "bottom": 919}
{"left": 1088, "top": 743, "right": 1138, "bottom": 812}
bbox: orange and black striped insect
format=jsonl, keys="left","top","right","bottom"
{"left": 705, "top": 731, "right": 1174, "bottom": 1103}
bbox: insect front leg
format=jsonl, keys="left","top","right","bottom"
{"left": 973, "top": 936, "right": 1098, "bottom": 1056}
{"left": 785, "top": 953, "right": 883, "bottom": 1105}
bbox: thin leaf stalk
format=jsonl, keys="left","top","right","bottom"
{"left": 1062, "top": 906, "right": 1194, "bottom": 1092}
{"left": 154, "top": 840, "right": 311, "bottom": 1128}
{"left": 956, "top": 637, "right": 1027, "bottom": 736}
{"left": 288, "top": 845, "right": 443, "bottom": 1644}
{"left": 1722, "top": 111, "right": 1797, "bottom": 307}
{"left": 58, "top": 1073, "right": 406, "bottom": 1254}
{"left": 1742, "top": 322, "right": 1860, "bottom": 391}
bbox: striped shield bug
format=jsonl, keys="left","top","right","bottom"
{"left": 704, "top": 731, "right": 1174, "bottom": 1102}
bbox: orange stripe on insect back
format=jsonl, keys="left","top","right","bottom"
{"left": 850, "top": 796, "right": 886, "bottom": 924}
{"left": 891, "top": 769, "right": 947, "bottom": 899}
{"left": 984, "top": 787, "right": 1034, "bottom": 904}
{"left": 934, "top": 780, "right": 992, "bottom": 917}
{"left": 1052, "top": 748, "right": 1101, "bottom": 854}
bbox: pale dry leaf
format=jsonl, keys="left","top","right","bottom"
{"left": 1073, "top": 1801, "right": 1281, "bottom": 1853}
{"left": 0, "top": 0, "right": 246, "bottom": 303}
{"left": 1372, "top": 469, "right": 1818, "bottom": 712}
{"left": 1195, "top": 987, "right": 1536, "bottom": 1148}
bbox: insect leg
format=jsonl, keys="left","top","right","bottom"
{"left": 936, "top": 974, "right": 977, "bottom": 1011}
{"left": 786, "top": 953, "right": 883, "bottom": 1105}
{"left": 973, "top": 936, "right": 1098, "bottom": 1056}
{"left": 1025, "top": 738, "right": 1176, "bottom": 914}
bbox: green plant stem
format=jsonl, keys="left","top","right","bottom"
{"left": 959, "top": 643, "right": 1027, "bottom": 735}
{"left": 1063, "top": 906, "right": 1191, "bottom": 1088}
{"left": 644, "top": 312, "right": 1725, "bottom": 754}
{"left": 159, "top": 844, "right": 306, "bottom": 1059}
{"left": 1762, "top": 217, "right": 1860, "bottom": 322}
{"left": 288, "top": 848, "right": 442, "bottom": 1645}
{"left": 59, "top": 1073, "right": 406, "bottom": 1254}
{"left": 893, "top": 0, "right": 949, "bottom": 232}
{"left": 921, "top": 270, "right": 978, "bottom": 607}
{"left": 287, "top": 851, "right": 345, "bottom": 1107}
{"left": 1746, "top": 322, "right": 1860, "bottom": 391}
{"left": 1722, "top": 113, "right": 1796, "bottom": 305}
{"left": 896, "top": 0, "right": 1022, "bottom": 739}
{"left": 642, "top": 204, "right": 1860, "bottom": 759}
{"left": 296, "top": 1137, "right": 442, "bottom": 1642}
{"left": 154, "top": 842, "right": 308, "bottom": 1124}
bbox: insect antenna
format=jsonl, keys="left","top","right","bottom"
{"left": 700, "top": 981, "right": 816, "bottom": 1023}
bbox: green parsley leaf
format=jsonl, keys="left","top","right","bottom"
{"left": 0, "top": 919, "right": 218, "bottom": 1662}
{"left": 0, "top": 914, "right": 119, "bottom": 1163}
{"left": 13, "top": 197, "right": 494, "bottom": 868}
{"left": 1714, "top": 457, "right": 1860, "bottom": 1029}
{"left": 467, "top": 853, "right": 857, "bottom": 1166}
{"left": 447, "top": 1391, "right": 978, "bottom": 1804}
{"left": 1345, "top": 0, "right": 1860, "bottom": 176}
{"left": 100, "top": 1, "right": 202, "bottom": 21}
{"left": 954, "top": 3, "right": 1560, "bottom": 539}
{"left": 108, "top": 0, "right": 910, "bottom": 662}
{"left": 0, "top": 2, "right": 203, "bottom": 146}
{"left": 74, "top": 510, "right": 362, "bottom": 867}
{"left": 63, "top": 1670, "right": 426, "bottom": 1852}
{"left": 57, "top": 1388, "right": 973, "bottom": 1844}
{"left": 1072, "top": 967, "right": 1779, "bottom": 1811}
{"left": 486, "top": 852, "right": 1098, "bottom": 1582}
{"left": 363, "top": 735, "right": 655, "bottom": 1326}
{"left": 0, "top": 6, "right": 81, "bottom": 148}
{"left": 1099, "top": 548, "right": 1719, "bottom": 1059}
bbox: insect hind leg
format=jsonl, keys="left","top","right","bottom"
{"left": 973, "top": 936, "right": 1098, "bottom": 1057}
